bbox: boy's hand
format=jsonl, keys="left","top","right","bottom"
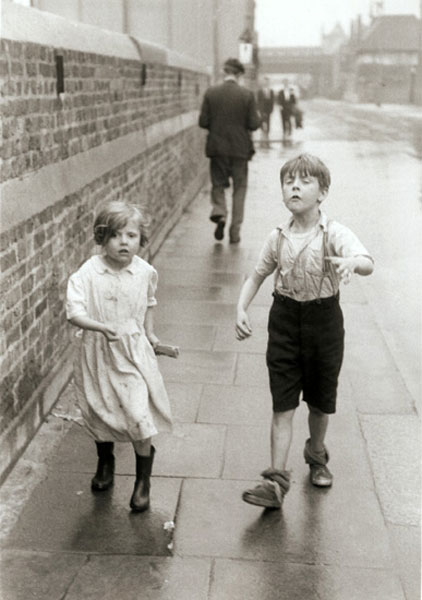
{"left": 102, "top": 325, "right": 119, "bottom": 342}
{"left": 325, "top": 256, "right": 356, "bottom": 285}
{"left": 235, "top": 310, "right": 252, "bottom": 340}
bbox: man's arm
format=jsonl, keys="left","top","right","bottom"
{"left": 247, "top": 93, "right": 261, "bottom": 131}
{"left": 199, "top": 94, "right": 211, "bottom": 129}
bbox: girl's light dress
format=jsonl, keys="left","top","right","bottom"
{"left": 66, "top": 254, "right": 172, "bottom": 442}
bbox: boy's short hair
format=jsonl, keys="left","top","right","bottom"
{"left": 280, "top": 154, "right": 331, "bottom": 191}
{"left": 93, "top": 200, "right": 149, "bottom": 247}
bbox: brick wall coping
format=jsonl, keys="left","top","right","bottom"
{"left": 1, "top": 109, "right": 199, "bottom": 233}
{"left": 1, "top": 1, "right": 208, "bottom": 74}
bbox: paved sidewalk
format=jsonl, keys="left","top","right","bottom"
{"left": 1, "top": 104, "right": 420, "bottom": 600}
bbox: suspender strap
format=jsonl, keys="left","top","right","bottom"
{"left": 275, "top": 222, "right": 336, "bottom": 298}
{"left": 319, "top": 222, "right": 336, "bottom": 296}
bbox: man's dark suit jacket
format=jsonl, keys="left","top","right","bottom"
{"left": 257, "top": 88, "right": 274, "bottom": 116}
{"left": 199, "top": 80, "right": 260, "bottom": 160}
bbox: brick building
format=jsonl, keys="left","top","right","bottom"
{"left": 355, "top": 14, "right": 421, "bottom": 104}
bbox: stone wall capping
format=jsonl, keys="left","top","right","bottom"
{"left": 1, "top": 1, "right": 208, "bottom": 73}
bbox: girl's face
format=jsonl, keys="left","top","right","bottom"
{"left": 103, "top": 218, "right": 141, "bottom": 269}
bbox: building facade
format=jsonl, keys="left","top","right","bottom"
{"left": 354, "top": 14, "right": 421, "bottom": 104}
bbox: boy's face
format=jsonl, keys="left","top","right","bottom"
{"left": 281, "top": 172, "right": 327, "bottom": 217}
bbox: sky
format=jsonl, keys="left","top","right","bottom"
{"left": 255, "top": 0, "right": 421, "bottom": 46}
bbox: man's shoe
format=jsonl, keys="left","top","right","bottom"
{"left": 229, "top": 236, "right": 240, "bottom": 244}
{"left": 242, "top": 468, "right": 290, "bottom": 508}
{"left": 214, "top": 219, "right": 225, "bottom": 241}
{"left": 309, "top": 464, "right": 333, "bottom": 487}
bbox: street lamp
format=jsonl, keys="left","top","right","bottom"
{"left": 239, "top": 28, "right": 253, "bottom": 66}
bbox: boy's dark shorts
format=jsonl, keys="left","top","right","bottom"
{"left": 266, "top": 293, "right": 344, "bottom": 415}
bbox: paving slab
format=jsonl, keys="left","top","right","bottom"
{"left": 159, "top": 349, "right": 237, "bottom": 385}
{"left": 156, "top": 322, "right": 215, "bottom": 351}
{"left": 154, "top": 300, "right": 237, "bottom": 326}
{"left": 0, "top": 550, "right": 87, "bottom": 600}
{"left": 387, "top": 523, "right": 421, "bottom": 600}
{"left": 164, "top": 382, "right": 203, "bottom": 423}
{"left": 344, "top": 337, "right": 399, "bottom": 373}
{"left": 155, "top": 268, "right": 245, "bottom": 289}
{"left": 158, "top": 241, "right": 251, "bottom": 261}
{"left": 174, "top": 478, "right": 394, "bottom": 568}
{"left": 63, "top": 556, "right": 211, "bottom": 600}
{"left": 213, "top": 322, "right": 268, "bottom": 353}
{"left": 197, "top": 384, "right": 272, "bottom": 425}
{"left": 119, "top": 423, "right": 226, "bottom": 478}
{"left": 210, "top": 558, "right": 405, "bottom": 600}
{"left": 156, "top": 283, "right": 228, "bottom": 303}
{"left": 2, "top": 472, "right": 180, "bottom": 555}
{"left": 348, "top": 370, "right": 416, "bottom": 414}
{"left": 234, "top": 353, "right": 271, "bottom": 387}
{"left": 153, "top": 253, "right": 255, "bottom": 273}
{"left": 360, "top": 415, "right": 421, "bottom": 526}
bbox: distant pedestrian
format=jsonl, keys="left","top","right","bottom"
{"left": 288, "top": 86, "right": 304, "bottom": 129}
{"left": 66, "top": 200, "right": 173, "bottom": 512}
{"left": 199, "top": 58, "right": 260, "bottom": 244}
{"left": 256, "top": 76, "right": 275, "bottom": 136}
{"left": 235, "top": 154, "right": 374, "bottom": 509}
{"left": 277, "top": 84, "right": 293, "bottom": 137}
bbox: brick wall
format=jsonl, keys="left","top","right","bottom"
{"left": 0, "top": 3, "right": 209, "bottom": 483}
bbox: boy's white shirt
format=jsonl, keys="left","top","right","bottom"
{"left": 254, "top": 210, "right": 373, "bottom": 302}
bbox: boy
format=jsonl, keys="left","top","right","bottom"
{"left": 235, "top": 154, "right": 373, "bottom": 509}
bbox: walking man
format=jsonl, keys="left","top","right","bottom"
{"left": 257, "top": 76, "right": 275, "bottom": 136}
{"left": 199, "top": 58, "right": 260, "bottom": 243}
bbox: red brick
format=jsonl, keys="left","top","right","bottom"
{"left": 1, "top": 249, "right": 17, "bottom": 272}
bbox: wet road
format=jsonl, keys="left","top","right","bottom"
{"left": 254, "top": 99, "right": 421, "bottom": 410}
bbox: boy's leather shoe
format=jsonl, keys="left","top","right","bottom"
{"left": 304, "top": 438, "right": 333, "bottom": 487}
{"left": 242, "top": 468, "right": 290, "bottom": 509}
{"left": 310, "top": 464, "right": 333, "bottom": 487}
{"left": 214, "top": 219, "right": 225, "bottom": 241}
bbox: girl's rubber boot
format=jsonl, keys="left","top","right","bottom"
{"left": 91, "top": 442, "right": 115, "bottom": 491}
{"left": 130, "top": 446, "right": 155, "bottom": 512}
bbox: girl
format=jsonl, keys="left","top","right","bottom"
{"left": 66, "top": 200, "right": 172, "bottom": 512}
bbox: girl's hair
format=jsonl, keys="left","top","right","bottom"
{"left": 280, "top": 154, "right": 331, "bottom": 191}
{"left": 93, "top": 200, "right": 149, "bottom": 247}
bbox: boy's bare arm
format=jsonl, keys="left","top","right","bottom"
{"left": 236, "top": 271, "right": 266, "bottom": 340}
{"left": 325, "top": 255, "right": 374, "bottom": 284}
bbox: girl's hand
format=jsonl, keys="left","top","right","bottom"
{"left": 325, "top": 256, "right": 356, "bottom": 285}
{"left": 102, "top": 325, "right": 119, "bottom": 342}
{"left": 235, "top": 310, "right": 252, "bottom": 340}
{"left": 147, "top": 333, "right": 160, "bottom": 350}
